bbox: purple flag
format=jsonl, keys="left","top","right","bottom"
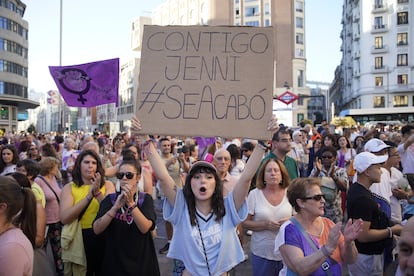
{"left": 49, "top": 58, "right": 119, "bottom": 107}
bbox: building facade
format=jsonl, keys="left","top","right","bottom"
{"left": 0, "top": 0, "right": 38, "bottom": 134}
{"left": 332, "top": 0, "right": 414, "bottom": 124}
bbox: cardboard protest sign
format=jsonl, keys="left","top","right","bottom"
{"left": 137, "top": 25, "right": 274, "bottom": 140}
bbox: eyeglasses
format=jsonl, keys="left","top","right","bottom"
{"left": 321, "top": 155, "right": 334, "bottom": 159}
{"left": 302, "top": 194, "right": 325, "bottom": 201}
{"left": 29, "top": 148, "right": 37, "bottom": 150}
{"left": 116, "top": 172, "right": 136, "bottom": 180}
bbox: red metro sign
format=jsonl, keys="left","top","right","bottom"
{"left": 277, "top": 91, "right": 298, "bottom": 105}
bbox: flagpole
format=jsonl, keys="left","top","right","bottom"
{"left": 58, "top": 0, "right": 63, "bottom": 133}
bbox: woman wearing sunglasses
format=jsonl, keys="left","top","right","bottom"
{"left": 310, "top": 146, "right": 349, "bottom": 223}
{"left": 274, "top": 178, "right": 363, "bottom": 276}
{"left": 92, "top": 159, "right": 160, "bottom": 275}
{"left": 60, "top": 150, "right": 115, "bottom": 276}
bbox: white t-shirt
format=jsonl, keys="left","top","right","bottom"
{"left": 398, "top": 143, "right": 414, "bottom": 174}
{"left": 246, "top": 188, "right": 293, "bottom": 261}
{"left": 164, "top": 190, "right": 247, "bottom": 276}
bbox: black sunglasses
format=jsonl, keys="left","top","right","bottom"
{"left": 302, "top": 194, "right": 325, "bottom": 201}
{"left": 321, "top": 155, "right": 334, "bottom": 159}
{"left": 116, "top": 172, "right": 135, "bottom": 180}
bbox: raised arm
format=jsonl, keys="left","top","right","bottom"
{"left": 144, "top": 141, "right": 177, "bottom": 206}
{"left": 233, "top": 116, "right": 279, "bottom": 210}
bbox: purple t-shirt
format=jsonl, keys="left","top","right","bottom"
{"left": 275, "top": 218, "right": 343, "bottom": 276}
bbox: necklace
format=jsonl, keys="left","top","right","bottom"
{"left": 195, "top": 217, "right": 212, "bottom": 276}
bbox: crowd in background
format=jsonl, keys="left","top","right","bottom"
{"left": 0, "top": 118, "right": 414, "bottom": 275}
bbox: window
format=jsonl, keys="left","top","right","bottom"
{"left": 296, "top": 17, "right": 303, "bottom": 28}
{"left": 375, "top": 57, "right": 383, "bottom": 69}
{"left": 394, "top": 95, "right": 408, "bottom": 107}
{"left": 374, "top": 96, "right": 385, "bottom": 108}
{"left": 265, "top": 19, "right": 270, "bottom": 26}
{"left": 398, "top": 74, "right": 408, "bottom": 85}
{"left": 0, "top": 106, "right": 8, "bottom": 120}
{"left": 375, "top": 36, "right": 383, "bottom": 49}
{"left": 374, "top": 0, "right": 384, "bottom": 8}
{"left": 245, "top": 6, "right": 259, "bottom": 16}
{"left": 245, "top": 21, "right": 259, "bottom": 26}
{"left": 296, "top": 33, "right": 304, "bottom": 44}
{"left": 397, "top": 54, "right": 408, "bottom": 66}
{"left": 375, "top": 76, "right": 383, "bottom": 87}
{"left": 398, "top": 0, "right": 409, "bottom": 3}
{"left": 298, "top": 70, "right": 304, "bottom": 87}
{"left": 296, "top": 1, "right": 303, "bottom": 12}
{"left": 296, "top": 48, "right": 304, "bottom": 57}
{"left": 374, "top": 16, "right": 384, "bottom": 29}
{"left": 397, "top": 12, "right": 408, "bottom": 25}
{"left": 397, "top": 32, "right": 408, "bottom": 45}
{"left": 235, "top": 9, "right": 239, "bottom": 16}
{"left": 265, "top": 3, "right": 270, "bottom": 15}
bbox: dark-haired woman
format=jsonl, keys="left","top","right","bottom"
{"left": 93, "top": 159, "right": 160, "bottom": 275}
{"left": 60, "top": 150, "right": 114, "bottom": 276}
{"left": 0, "top": 176, "right": 36, "bottom": 276}
{"left": 0, "top": 144, "right": 18, "bottom": 176}
{"left": 141, "top": 116, "right": 278, "bottom": 276}
{"left": 311, "top": 146, "right": 348, "bottom": 223}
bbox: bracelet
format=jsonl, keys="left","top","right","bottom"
{"left": 94, "top": 190, "right": 102, "bottom": 197}
{"left": 387, "top": 227, "right": 393, "bottom": 238}
{"left": 127, "top": 203, "right": 137, "bottom": 213}
{"left": 321, "top": 245, "right": 331, "bottom": 258}
{"left": 106, "top": 212, "right": 115, "bottom": 218}
{"left": 257, "top": 140, "right": 268, "bottom": 151}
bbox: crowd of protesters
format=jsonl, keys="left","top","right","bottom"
{"left": 0, "top": 118, "right": 414, "bottom": 275}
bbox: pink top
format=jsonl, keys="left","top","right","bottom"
{"left": 35, "top": 176, "right": 62, "bottom": 224}
{"left": 0, "top": 228, "right": 33, "bottom": 276}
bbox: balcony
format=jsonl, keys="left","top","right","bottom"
{"left": 371, "top": 24, "right": 388, "bottom": 33}
{"left": 371, "top": 45, "right": 389, "bottom": 54}
{"left": 354, "top": 69, "right": 361, "bottom": 77}
{"left": 354, "top": 50, "right": 361, "bottom": 59}
{"left": 372, "top": 2, "right": 388, "bottom": 13}
{"left": 371, "top": 65, "right": 389, "bottom": 73}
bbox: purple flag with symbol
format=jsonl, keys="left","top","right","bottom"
{"left": 49, "top": 58, "right": 119, "bottom": 107}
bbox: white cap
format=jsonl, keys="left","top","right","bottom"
{"left": 364, "top": 138, "right": 390, "bottom": 153}
{"left": 354, "top": 152, "right": 388, "bottom": 173}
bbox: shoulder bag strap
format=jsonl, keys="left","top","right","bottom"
{"left": 38, "top": 175, "right": 60, "bottom": 204}
{"left": 289, "top": 217, "right": 335, "bottom": 276}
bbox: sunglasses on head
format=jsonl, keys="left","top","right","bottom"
{"left": 116, "top": 172, "right": 135, "bottom": 180}
{"left": 302, "top": 194, "right": 325, "bottom": 201}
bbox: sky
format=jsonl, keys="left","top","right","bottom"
{"left": 23, "top": 0, "right": 342, "bottom": 93}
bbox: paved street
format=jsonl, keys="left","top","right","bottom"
{"left": 153, "top": 199, "right": 253, "bottom": 275}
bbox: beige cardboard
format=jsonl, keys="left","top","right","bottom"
{"left": 137, "top": 25, "right": 274, "bottom": 140}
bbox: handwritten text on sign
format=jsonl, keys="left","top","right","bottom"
{"left": 137, "top": 25, "right": 274, "bottom": 139}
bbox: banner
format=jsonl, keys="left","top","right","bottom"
{"left": 137, "top": 25, "right": 274, "bottom": 140}
{"left": 49, "top": 58, "right": 119, "bottom": 107}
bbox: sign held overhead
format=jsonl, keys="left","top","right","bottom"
{"left": 136, "top": 25, "right": 274, "bottom": 140}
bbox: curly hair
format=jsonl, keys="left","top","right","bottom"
{"left": 183, "top": 166, "right": 225, "bottom": 226}
{"left": 71, "top": 150, "right": 105, "bottom": 187}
